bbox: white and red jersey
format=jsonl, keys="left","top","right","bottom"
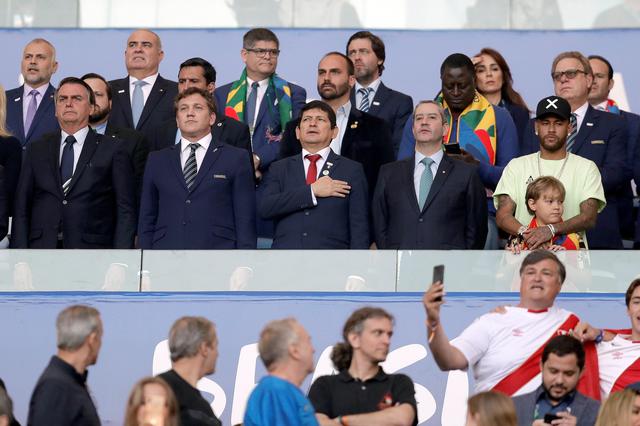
{"left": 451, "top": 306, "right": 579, "bottom": 395}
{"left": 598, "top": 333, "right": 640, "bottom": 397}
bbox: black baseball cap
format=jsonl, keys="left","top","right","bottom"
{"left": 535, "top": 96, "right": 571, "bottom": 120}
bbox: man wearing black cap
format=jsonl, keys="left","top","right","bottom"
{"left": 494, "top": 95, "right": 606, "bottom": 248}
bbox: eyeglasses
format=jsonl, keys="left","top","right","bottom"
{"left": 245, "top": 48, "right": 280, "bottom": 58}
{"left": 551, "top": 69, "right": 588, "bottom": 82}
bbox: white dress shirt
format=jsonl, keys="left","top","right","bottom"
{"left": 354, "top": 78, "right": 381, "bottom": 108}
{"left": 60, "top": 126, "right": 90, "bottom": 174}
{"left": 129, "top": 73, "right": 159, "bottom": 105}
{"left": 331, "top": 101, "right": 351, "bottom": 155}
{"left": 180, "top": 133, "right": 212, "bottom": 170}
{"left": 573, "top": 101, "right": 589, "bottom": 133}
{"left": 302, "top": 145, "right": 332, "bottom": 206}
{"left": 246, "top": 77, "right": 269, "bottom": 127}
{"left": 413, "top": 149, "right": 443, "bottom": 202}
{"left": 22, "top": 83, "right": 49, "bottom": 124}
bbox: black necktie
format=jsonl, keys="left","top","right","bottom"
{"left": 60, "top": 135, "right": 76, "bottom": 194}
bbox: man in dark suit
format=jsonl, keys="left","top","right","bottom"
{"left": 373, "top": 101, "right": 487, "bottom": 249}
{"left": 512, "top": 336, "right": 600, "bottom": 426}
{"left": 12, "top": 77, "right": 136, "bottom": 249}
{"left": 346, "top": 31, "right": 413, "bottom": 157}
{"left": 6, "top": 38, "right": 59, "bottom": 147}
{"left": 108, "top": 29, "right": 178, "bottom": 144}
{"left": 521, "top": 51, "right": 629, "bottom": 249}
{"left": 139, "top": 87, "right": 256, "bottom": 249}
{"left": 151, "top": 57, "right": 254, "bottom": 171}
{"left": 82, "top": 72, "right": 149, "bottom": 202}
{"left": 280, "top": 52, "right": 394, "bottom": 199}
{"left": 588, "top": 55, "right": 639, "bottom": 243}
{"left": 260, "top": 100, "right": 369, "bottom": 249}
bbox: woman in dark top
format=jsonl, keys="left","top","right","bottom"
{"left": 0, "top": 85, "right": 22, "bottom": 241}
{"left": 473, "top": 48, "right": 530, "bottom": 150}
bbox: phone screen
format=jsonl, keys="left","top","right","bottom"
{"left": 433, "top": 265, "right": 444, "bottom": 302}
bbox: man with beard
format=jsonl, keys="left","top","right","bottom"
{"left": 512, "top": 335, "right": 600, "bottom": 426}
{"left": 280, "top": 52, "right": 394, "bottom": 201}
{"left": 495, "top": 96, "right": 605, "bottom": 248}
{"left": 82, "top": 73, "right": 149, "bottom": 202}
{"left": 308, "top": 307, "right": 417, "bottom": 426}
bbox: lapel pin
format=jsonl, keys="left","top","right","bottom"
{"left": 326, "top": 162, "right": 333, "bottom": 169}
{"left": 118, "top": 89, "right": 125, "bottom": 94}
{"left": 160, "top": 89, "right": 164, "bottom": 92}
{"left": 372, "top": 101, "right": 380, "bottom": 106}
{"left": 213, "top": 147, "right": 218, "bottom": 153}
{"left": 586, "top": 122, "right": 594, "bottom": 126}
{"left": 350, "top": 121, "right": 358, "bottom": 129}
{"left": 322, "top": 170, "right": 329, "bottom": 176}
{"left": 14, "top": 97, "right": 20, "bottom": 102}
{"left": 217, "top": 122, "right": 222, "bottom": 127}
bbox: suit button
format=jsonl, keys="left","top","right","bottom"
{"left": 62, "top": 200, "right": 68, "bottom": 205}
{"left": 186, "top": 200, "right": 191, "bottom": 204}
{"left": 182, "top": 221, "right": 187, "bottom": 225}
{"left": 302, "top": 232, "right": 308, "bottom": 237}
{"left": 304, "top": 211, "right": 309, "bottom": 216}
{"left": 418, "top": 218, "right": 424, "bottom": 222}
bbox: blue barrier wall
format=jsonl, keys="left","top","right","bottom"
{"left": 1, "top": 29, "right": 640, "bottom": 112}
{"left": 0, "top": 292, "right": 628, "bottom": 425}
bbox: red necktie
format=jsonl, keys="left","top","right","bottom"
{"left": 305, "top": 154, "right": 321, "bottom": 185}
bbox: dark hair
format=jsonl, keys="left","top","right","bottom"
{"left": 298, "top": 100, "right": 337, "bottom": 128}
{"left": 625, "top": 279, "right": 640, "bottom": 307}
{"left": 81, "top": 72, "right": 112, "bottom": 101}
{"left": 519, "top": 250, "right": 566, "bottom": 284}
{"left": 243, "top": 28, "right": 279, "bottom": 49}
{"left": 474, "top": 47, "right": 529, "bottom": 110}
{"left": 525, "top": 176, "right": 566, "bottom": 216}
{"left": 588, "top": 55, "right": 614, "bottom": 80}
{"left": 179, "top": 57, "right": 217, "bottom": 84}
{"left": 56, "top": 77, "right": 96, "bottom": 106}
{"left": 331, "top": 307, "right": 394, "bottom": 371}
{"left": 322, "top": 51, "right": 355, "bottom": 76}
{"left": 174, "top": 87, "right": 217, "bottom": 114}
{"left": 346, "top": 31, "right": 386, "bottom": 75}
{"left": 440, "top": 53, "right": 475, "bottom": 78}
{"left": 542, "top": 335, "right": 585, "bottom": 371}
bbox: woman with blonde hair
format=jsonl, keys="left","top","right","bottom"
{"left": 124, "top": 377, "right": 179, "bottom": 426}
{"left": 0, "top": 84, "right": 23, "bottom": 242}
{"left": 466, "top": 391, "right": 518, "bottom": 426}
{"left": 595, "top": 388, "right": 640, "bottom": 426}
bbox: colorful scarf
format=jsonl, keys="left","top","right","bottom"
{"left": 437, "top": 91, "right": 497, "bottom": 165}
{"left": 526, "top": 218, "right": 581, "bottom": 250}
{"left": 224, "top": 68, "right": 293, "bottom": 131}
{"left": 605, "top": 98, "right": 620, "bottom": 115}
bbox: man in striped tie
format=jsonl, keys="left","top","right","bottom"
{"left": 138, "top": 87, "right": 256, "bottom": 249}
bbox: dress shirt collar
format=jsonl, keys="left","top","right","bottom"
{"left": 338, "top": 367, "right": 388, "bottom": 383}
{"left": 337, "top": 101, "right": 351, "bottom": 118}
{"left": 180, "top": 132, "right": 212, "bottom": 154}
{"left": 572, "top": 101, "right": 589, "bottom": 131}
{"left": 301, "top": 145, "right": 332, "bottom": 162}
{"left": 61, "top": 126, "right": 90, "bottom": 146}
{"left": 92, "top": 121, "right": 108, "bottom": 135}
{"left": 129, "top": 73, "right": 158, "bottom": 89}
{"left": 23, "top": 82, "right": 49, "bottom": 98}
{"left": 414, "top": 148, "right": 444, "bottom": 170}
{"left": 594, "top": 100, "right": 608, "bottom": 111}
{"left": 355, "top": 77, "right": 381, "bottom": 94}
{"left": 246, "top": 76, "right": 269, "bottom": 90}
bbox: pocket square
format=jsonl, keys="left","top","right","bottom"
{"left": 213, "top": 174, "right": 227, "bottom": 179}
{"left": 590, "top": 140, "right": 605, "bottom": 145}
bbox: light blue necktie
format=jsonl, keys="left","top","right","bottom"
{"left": 131, "top": 80, "right": 148, "bottom": 128}
{"left": 418, "top": 157, "right": 434, "bottom": 210}
{"left": 244, "top": 82, "right": 259, "bottom": 129}
{"left": 565, "top": 113, "right": 578, "bottom": 152}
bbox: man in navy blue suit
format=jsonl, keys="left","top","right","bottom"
{"left": 108, "top": 29, "right": 178, "bottom": 145}
{"left": 346, "top": 31, "right": 413, "bottom": 157}
{"left": 521, "top": 51, "right": 629, "bottom": 249}
{"left": 6, "top": 38, "right": 60, "bottom": 147}
{"left": 138, "top": 87, "right": 256, "bottom": 249}
{"left": 260, "top": 100, "right": 369, "bottom": 249}
{"left": 373, "top": 101, "right": 487, "bottom": 249}
{"left": 587, "top": 55, "right": 639, "bottom": 244}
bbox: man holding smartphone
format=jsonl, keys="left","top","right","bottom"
{"left": 512, "top": 335, "right": 600, "bottom": 426}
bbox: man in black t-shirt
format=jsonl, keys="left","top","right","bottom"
{"left": 308, "top": 307, "right": 417, "bottom": 426}
{"left": 158, "top": 316, "right": 221, "bottom": 426}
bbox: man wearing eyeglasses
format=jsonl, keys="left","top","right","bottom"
{"left": 521, "top": 51, "right": 629, "bottom": 249}
{"left": 215, "top": 28, "right": 307, "bottom": 247}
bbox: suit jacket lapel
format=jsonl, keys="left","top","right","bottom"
{"left": 114, "top": 78, "right": 134, "bottom": 128}
{"left": 48, "top": 131, "right": 63, "bottom": 193}
{"left": 402, "top": 157, "right": 422, "bottom": 214}
{"left": 9, "top": 88, "right": 25, "bottom": 143}
{"left": 422, "top": 155, "right": 453, "bottom": 212}
{"left": 66, "top": 130, "right": 100, "bottom": 195}
{"left": 573, "top": 105, "right": 597, "bottom": 154}
{"left": 341, "top": 109, "right": 360, "bottom": 155}
{"left": 368, "top": 82, "right": 389, "bottom": 115}
{"left": 170, "top": 144, "right": 187, "bottom": 191}
{"left": 189, "top": 142, "right": 224, "bottom": 192}
{"left": 26, "top": 84, "right": 55, "bottom": 141}
{"left": 137, "top": 75, "right": 168, "bottom": 130}
{"left": 319, "top": 150, "right": 340, "bottom": 179}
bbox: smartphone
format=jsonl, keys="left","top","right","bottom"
{"left": 544, "top": 413, "right": 561, "bottom": 424}
{"left": 444, "top": 143, "right": 462, "bottom": 155}
{"left": 433, "top": 265, "right": 445, "bottom": 302}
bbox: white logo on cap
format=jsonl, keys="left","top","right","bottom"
{"left": 546, "top": 99, "right": 559, "bottom": 110}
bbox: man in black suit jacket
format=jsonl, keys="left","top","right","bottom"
{"left": 346, "top": 31, "right": 413, "bottom": 157}
{"left": 82, "top": 73, "right": 149, "bottom": 202}
{"left": 373, "top": 101, "right": 487, "bottom": 249}
{"left": 260, "top": 100, "right": 369, "bottom": 249}
{"left": 6, "top": 38, "right": 60, "bottom": 147}
{"left": 108, "top": 29, "right": 178, "bottom": 144}
{"left": 12, "top": 77, "right": 136, "bottom": 249}
{"left": 280, "top": 52, "right": 394, "bottom": 198}
{"left": 150, "top": 57, "right": 254, "bottom": 171}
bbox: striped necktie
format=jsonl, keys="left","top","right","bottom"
{"left": 183, "top": 143, "right": 200, "bottom": 189}
{"left": 61, "top": 135, "right": 76, "bottom": 195}
{"left": 565, "top": 113, "right": 578, "bottom": 152}
{"left": 358, "top": 87, "right": 373, "bottom": 112}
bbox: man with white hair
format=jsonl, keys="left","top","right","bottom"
{"left": 157, "top": 316, "right": 221, "bottom": 426}
{"left": 244, "top": 318, "right": 319, "bottom": 426}
{"left": 27, "top": 305, "right": 103, "bottom": 426}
